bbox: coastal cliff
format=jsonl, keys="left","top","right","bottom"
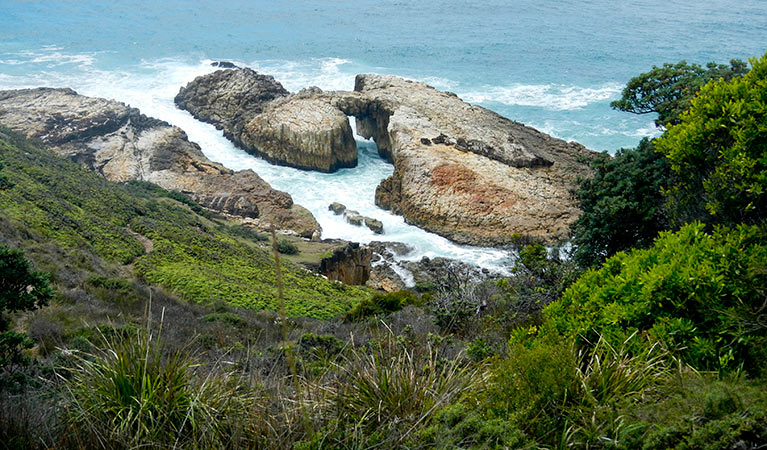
{"left": 0, "top": 88, "right": 320, "bottom": 236}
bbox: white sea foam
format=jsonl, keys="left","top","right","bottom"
{"left": 247, "top": 57, "right": 357, "bottom": 92}
{"left": 0, "top": 50, "right": 513, "bottom": 273}
{"left": 460, "top": 82, "right": 623, "bottom": 110}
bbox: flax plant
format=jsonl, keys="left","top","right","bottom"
{"left": 59, "top": 307, "right": 254, "bottom": 449}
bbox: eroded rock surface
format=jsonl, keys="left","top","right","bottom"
{"left": 176, "top": 70, "right": 595, "bottom": 245}
{"left": 174, "top": 68, "right": 289, "bottom": 145}
{"left": 318, "top": 242, "right": 372, "bottom": 285}
{"left": 176, "top": 71, "right": 358, "bottom": 172}
{"left": 350, "top": 74, "right": 596, "bottom": 245}
{"left": 0, "top": 88, "right": 319, "bottom": 236}
{"left": 241, "top": 89, "right": 358, "bottom": 171}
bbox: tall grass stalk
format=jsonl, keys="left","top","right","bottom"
{"left": 270, "top": 226, "right": 311, "bottom": 438}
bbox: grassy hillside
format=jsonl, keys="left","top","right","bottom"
{"left": 0, "top": 129, "right": 369, "bottom": 319}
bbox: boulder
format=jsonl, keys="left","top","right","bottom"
{"left": 344, "top": 210, "right": 364, "bottom": 226}
{"left": 240, "top": 91, "right": 358, "bottom": 172}
{"left": 329, "top": 202, "right": 347, "bottom": 215}
{"left": 174, "top": 68, "right": 289, "bottom": 145}
{"left": 0, "top": 88, "right": 320, "bottom": 237}
{"left": 364, "top": 217, "right": 384, "bottom": 234}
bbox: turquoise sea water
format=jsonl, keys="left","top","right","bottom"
{"left": 1, "top": 0, "right": 765, "bottom": 271}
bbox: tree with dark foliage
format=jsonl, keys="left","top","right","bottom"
{"left": 570, "top": 138, "right": 671, "bottom": 267}
{"left": 0, "top": 245, "right": 53, "bottom": 375}
{"left": 611, "top": 59, "right": 748, "bottom": 127}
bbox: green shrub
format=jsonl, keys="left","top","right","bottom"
{"left": 543, "top": 223, "right": 767, "bottom": 374}
{"left": 571, "top": 138, "right": 671, "bottom": 267}
{"left": 656, "top": 52, "right": 767, "bottom": 226}
{"left": 219, "top": 224, "right": 268, "bottom": 242}
{"left": 618, "top": 375, "right": 767, "bottom": 450}
{"left": 298, "top": 332, "right": 344, "bottom": 357}
{"left": 276, "top": 239, "right": 299, "bottom": 255}
{"left": 418, "top": 404, "right": 527, "bottom": 449}
{"left": 201, "top": 312, "right": 244, "bottom": 326}
{"left": 314, "top": 335, "right": 479, "bottom": 448}
{"left": 466, "top": 338, "right": 494, "bottom": 362}
{"left": 346, "top": 290, "right": 419, "bottom": 321}
{"left": 0, "top": 245, "right": 53, "bottom": 384}
{"left": 477, "top": 332, "right": 669, "bottom": 448}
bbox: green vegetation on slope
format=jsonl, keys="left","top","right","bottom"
{"left": 0, "top": 130, "right": 368, "bottom": 319}
{"left": 545, "top": 223, "right": 767, "bottom": 374}
{"left": 570, "top": 138, "right": 671, "bottom": 267}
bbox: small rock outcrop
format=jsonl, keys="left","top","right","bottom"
{"left": 344, "top": 210, "right": 364, "bottom": 226}
{"left": 364, "top": 217, "right": 384, "bottom": 234}
{"left": 174, "top": 68, "right": 289, "bottom": 145}
{"left": 176, "top": 71, "right": 358, "bottom": 172}
{"left": 329, "top": 202, "right": 347, "bottom": 215}
{"left": 318, "top": 243, "right": 372, "bottom": 285}
{"left": 341, "top": 209, "right": 384, "bottom": 234}
{"left": 0, "top": 88, "right": 320, "bottom": 236}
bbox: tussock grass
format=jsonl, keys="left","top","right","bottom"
{"left": 301, "top": 329, "right": 483, "bottom": 448}
{"left": 59, "top": 311, "right": 254, "bottom": 449}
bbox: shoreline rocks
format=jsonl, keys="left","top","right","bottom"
{"left": 176, "top": 72, "right": 359, "bottom": 172}
{"left": 318, "top": 242, "right": 372, "bottom": 285}
{"left": 0, "top": 87, "right": 320, "bottom": 237}
{"left": 175, "top": 69, "right": 596, "bottom": 246}
{"left": 351, "top": 74, "right": 596, "bottom": 246}
{"left": 329, "top": 202, "right": 385, "bottom": 234}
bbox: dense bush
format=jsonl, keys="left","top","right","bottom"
{"left": 543, "top": 223, "right": 767, "bottom": 374}
{"left": 0, "top": 245, "right": 53, "bottom": 386}
{"left": 276, "top": 238, "right": 299, "bottom": 255}
{"left": 62, "top": 326, "right": 254, "bottom": 449}
{"left": 657, "top": 52, "right": 767, "bottom": 226}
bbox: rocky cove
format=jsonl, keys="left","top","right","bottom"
{"left": 0, "top": 66, "right": 595, "bottom": 289}
{"left": 175, "top": 67, "right": 597, "bottom": 247}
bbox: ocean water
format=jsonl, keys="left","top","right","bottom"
{"left": 1, "top": 0, "right": 765, "bottom": 271}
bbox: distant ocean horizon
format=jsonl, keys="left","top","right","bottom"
{"left": 2, "top": 0, "right": 765, "bottom": 272}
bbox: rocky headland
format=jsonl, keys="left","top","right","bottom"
{"left": 176, "top": 69, "right": 596, "bottom": 246}
{"left": 0, "top": 88, "right": 320, "bottom": 236}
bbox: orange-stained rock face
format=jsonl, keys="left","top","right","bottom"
{"left": 352, "top": 74, "right": 597, "bottom": 246}
{"left": 430, "top": 163, "right": 518, "bottom": 215}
